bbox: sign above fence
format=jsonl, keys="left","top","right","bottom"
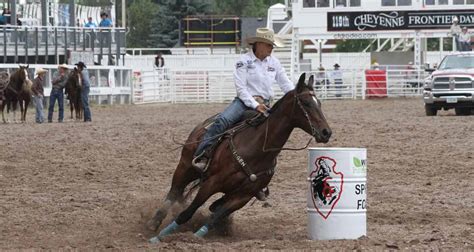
{"left": 327, "top": 9, "right": 474, "bottom": 31}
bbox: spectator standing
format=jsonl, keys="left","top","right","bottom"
{"left": 85, "top": 17, "right": 97, "bottom": 28}
{"left": 75, "top": 62, "right": 92, "bottom": 122}
{"left": 315, "top": 65, "right": 329, "bottom": 91}
{"left": 84, "top": 17, "right": 97, "bottom": 47}
{"left": 331, "top": 63, "right": 343, "bottom": 97}
{"left": 405, "top": 61, "right": 418, "bottom": 92}
{"left": 2, "top": 8, "right": 11, "bottom": 24}
{"left": 459, "top": 27, "right": 472, "bottom": 51}
{"left": 31, "top": 68, "right": 48, "bottom": 123}
{"left": 154, "top": 52, "right": 165, "bottom": 68}
{"left": 48, "top": 64, "right": 69, "bottom": 123}
{"left": 450, "top": 17, "right": 462, "bottom": 51}
{"left": 98, "top": 12, "right": 112, "bottom": 46}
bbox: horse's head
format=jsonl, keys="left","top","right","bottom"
{"left": 292, "top": 73, "right": 332, "bottom": 143}
{"left": 18, "top": 64, "right": 29, "bottom": 80}
{"left": 10, "top": 65, "right": 30, "bottom": 91}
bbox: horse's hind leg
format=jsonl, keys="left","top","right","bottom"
{"left": 149, "top": 178, "right": 216, "bottom": 244}
{"left": 194, "top": 193, "right": 253, "bottom": 238}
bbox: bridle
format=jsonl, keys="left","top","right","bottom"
{"left": 262, "top": 90, "right": 322, "bottom": 152}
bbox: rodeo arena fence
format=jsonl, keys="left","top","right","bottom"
{"left": 131, "top": 65, "right": 429, "bottom": 104}
{"left": 1, "top": 51, "right": 439, "bottom": 106}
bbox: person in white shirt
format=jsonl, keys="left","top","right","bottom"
{"left": 450, "top": 17, "right": 462, "bottom": 51}
{"left": 459, "top": 27, "right": 472, "bottom": 51}
{"left": 192, "top": 27, "right": 294, "bottom": 171}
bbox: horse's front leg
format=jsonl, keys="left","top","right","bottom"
{"left": 194, "top": 193, "right": 253, "bottom": 238}
{"left": 147, "top": 157, "right": 200, "bottom": 232}
{"left": 70, "top": 101, "right": 74, "bottom": 119}
{"left": 149, "top": 178, "right": 216, "bottom": 244}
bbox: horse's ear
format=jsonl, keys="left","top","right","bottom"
{"left": 296, "top": 73, "right": 306, "bottom": 93}
{"left": 308, "top": 75, "right": 314, "bottom": 88}
{"left": 26, "top": 64, "right": 29, "bottom": 69}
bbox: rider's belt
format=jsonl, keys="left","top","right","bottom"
{"left": 253, "top": 96, "right": 272, "bottom": 107}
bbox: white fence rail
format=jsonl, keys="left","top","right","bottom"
{"left": 132, "top": 67, "right": 429, "bottom": 104}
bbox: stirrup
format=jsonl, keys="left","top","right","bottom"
{"left": 192, "top": 154, "right": 209, "bottom": 173}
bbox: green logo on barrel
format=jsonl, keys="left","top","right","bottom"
{"left": 352, "top": 157, "right": 367, "bottom": 173}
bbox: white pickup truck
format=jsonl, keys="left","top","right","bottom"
{"left": 423, "top": 52, "right": 474, "bottom": 116}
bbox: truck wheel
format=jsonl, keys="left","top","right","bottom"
{"left": 455, "top": 107, "right": 471, "bottom": 116}
{"left": 425, "top": 104, "right": 437, "bottom": 116}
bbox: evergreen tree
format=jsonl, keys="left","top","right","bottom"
{"left": 127, "top": 0, "right": 159, "bottom": 48}
{"left": 149, "top": 0, "right": 211, "bottom": 47}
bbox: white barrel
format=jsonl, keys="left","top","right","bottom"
{"left": 307, "top": 147, "right": 367, "bottom": 240}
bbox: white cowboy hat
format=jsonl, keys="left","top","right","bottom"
{"left": 58, "top": 63, "right": 69, "bottom": 69}
{"left": 35, "top": 68, "right": 48, "bottom": 75}
{"left": 246, "top": 28, "right": 284, "bottom": 48}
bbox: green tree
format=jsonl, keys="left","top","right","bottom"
{"left": 149, "top": 0, "right": 211, "bottom": 47}
{"left": 127, "top": 0, "right": 159, "bottom": 48}
{"left": 334, "top": 39, "right": 373, "bottom": 52}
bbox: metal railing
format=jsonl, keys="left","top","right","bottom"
{"left": 1, "top": 25, "right": 126, "bottom": 65}
{"left": 131, "top": 67, "right": 430, "bottom": 104}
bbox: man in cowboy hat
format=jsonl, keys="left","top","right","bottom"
{"left": 48, "top": 64, "right": 69, "bottom": 123}
{"left": 192, "top": 27, "right": 294, "bottom": 177}
{"left": 331, "top": 63, "right": 343, "bottom": 97}
{"left": 459, "top": 27, "right": 472, "bottom": 51}
{"left": 31, "top": 68, "right": 48, "bottom": 123}
{"left": 75, "top": 61, "right": 92, "bottom": 122}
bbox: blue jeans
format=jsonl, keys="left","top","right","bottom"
{"left": 82, "top": 86, "right": 92, "bottom": 121}
{"left": 48, "top": 89, "right": 64, "bottom": 122}
{"left": 33, "top": 95, "right": 44, "bottom": 123}
{"left": 195, "top": 98, "right": 249, "bottom": 157}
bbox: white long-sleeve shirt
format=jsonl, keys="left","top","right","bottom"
{"left": 233, "top": 51, "right": 294, "bottom": 109}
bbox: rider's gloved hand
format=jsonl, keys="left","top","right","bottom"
{"left": 256, "top": 104, "right": 269, "bottom": 114}
{"left": 256, "top": 104, "right": 270, "bottom": 117}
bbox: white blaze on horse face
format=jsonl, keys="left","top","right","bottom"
{"left": 23, "top": 69, "right": 29, "bottom": 81}
{"left": 313, "top": 96, "right": 320, "bottom": 106}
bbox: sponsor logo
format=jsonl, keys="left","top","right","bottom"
{"left": 309, "top": 157, "right": 344, "bottom": 220}
{"left": 352, "top": 156, "right": 367, "bottom": 174}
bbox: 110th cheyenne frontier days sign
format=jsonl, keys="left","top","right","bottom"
{"left": 328, "top": 10, "right": 474, "bottom": 31}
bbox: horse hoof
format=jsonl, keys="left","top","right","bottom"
{"left": 148, "top": 236, "right": 160, "bottom": 244}
{"left": 146, "top": 219, "right": 159, "bottom": 231}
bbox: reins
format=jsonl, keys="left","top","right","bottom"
{"left": 261, "top": 91, "right": 319, "bottom": 153}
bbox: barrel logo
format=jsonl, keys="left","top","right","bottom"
{"left": 309, "top": 156, "right": 344, "bottom": 220}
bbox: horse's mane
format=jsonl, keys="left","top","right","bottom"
{"left": 269, "top": 90, "right": 293, "bottom": 114}
{"left": 268, "top": 79, "right": 314, "bottom": 114}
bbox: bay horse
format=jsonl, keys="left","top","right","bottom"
{"left": 65, "top": 68, "right": 83, "bottom": 120}
{"left": 1, "top": 65, "right": 30, "bottom": 123}
{"left": 147, "top": 73, "right": 332, "bottom": 243}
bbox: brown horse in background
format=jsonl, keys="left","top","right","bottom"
{"left": 1, "top": 65, "right": 30, "bottom": 123}
{"left": 147, "top": 73, "right": 332, "bottom": 243}
{"left": 65, "top": 68, "right": 83, "bottom": 120}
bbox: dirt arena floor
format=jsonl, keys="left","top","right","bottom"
{"left": 0, "top": 98, "right": 473, "bottom": 250}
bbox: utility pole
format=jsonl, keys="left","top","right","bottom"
{"left": 122, "top": 0, "right": 126, "bottom": 27}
